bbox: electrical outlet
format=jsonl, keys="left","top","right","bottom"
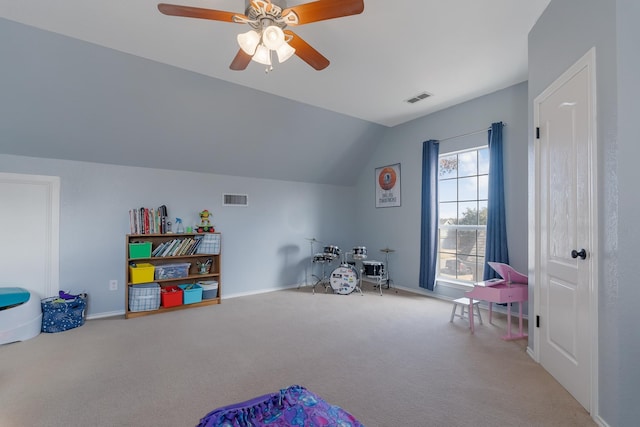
{"left": 109, "top": 280, "right": 118, "bottom": 291}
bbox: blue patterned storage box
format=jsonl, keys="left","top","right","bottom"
{"left": 41, "top": 294, "right": 87, "bottom": 333}
{"left": 128, "top": 283, "right": 160, "bottom": 312}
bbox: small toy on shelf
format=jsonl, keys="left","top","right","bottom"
{"left": 197, "top": 258, "right": 212, "bottom": 274}
{"left": 197, "top": 209, "right": 215, "bottom": 233}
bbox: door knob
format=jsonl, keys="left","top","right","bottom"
{"left": 571, "top": 249, "right": 587, "bottom": 260}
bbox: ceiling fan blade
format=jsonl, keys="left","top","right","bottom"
{"left": 229, "top": 49, "right": 252, "bottom": 71}
{"left": 284, "top": 30, "right": 330, "bottom": 70}
{"left": 283, "top": 0, "right": 364, "bottom": 25}
{"left": 157, "top": 3, "right": 246, "bottom": 23}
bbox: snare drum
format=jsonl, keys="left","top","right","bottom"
{"left": 363, "top": 260, "right": 384, "bottom": 277}
{"left": 330, "top": 264, "right": 359, "bottom": 295}
{"left": 323, "top": 245, "right": 341, "bottom": 259}
{"left": 352, "top": 246, "right": 367, "bottom": 260}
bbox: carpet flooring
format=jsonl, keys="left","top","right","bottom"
{"left": 0, "top": 285, "right": 595, "bottom": 426}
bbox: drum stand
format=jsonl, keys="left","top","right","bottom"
{"left": 372, "top": 269, "right": 385, "bottom": 296}
{"left": 380, "top": 248, "right": 396, "bottom": 292}
{"left": 352, "top": 274, "right": 364, "bottom": 296}
{"left": 312, "top": 260, "right": 331, "bottom": 294}
{"left": 347, "top": 252, "right": 365, "bottom": 296}
{"left": 368, "top": 248, "right": 395, "bottom": 295}
{"left": 302, "top": 237, "right": 325, "bottom": 293}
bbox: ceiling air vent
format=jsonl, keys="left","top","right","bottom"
{"left": 405, "top": 92, "right": 432, "bottom": 104}
{"left": 223, "top": 193, "right": 248, "bottom": 207}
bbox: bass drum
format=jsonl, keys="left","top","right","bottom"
{"left": 329, "top": 264, "right": 359, "bottom": 295}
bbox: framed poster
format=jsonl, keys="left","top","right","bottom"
{"left": 375, "top": 163, "right": 401, "bottom": 208}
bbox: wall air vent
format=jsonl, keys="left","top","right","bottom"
{"left": 223, "top": 193, "right": 248, "bottom": 206}
{"left": 405, "top": 92, "right": 432, "bottom": 104}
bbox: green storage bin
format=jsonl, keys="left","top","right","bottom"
{"left": 129, "top": 241, "right": 152, "bottom": 259}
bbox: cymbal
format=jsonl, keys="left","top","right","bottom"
{"left": 380, "top": 248, "right": 395, "bottom": 253}
{"left": 305, "top": 237, "right": 322, "bottom": 243}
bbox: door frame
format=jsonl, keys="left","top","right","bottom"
{"left": 0, "top": 172, "right": 60, "bottom": 297}
{"left": 531, "top": 47, "right": 599, "bottom": 414}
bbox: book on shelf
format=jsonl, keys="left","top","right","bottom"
{"left": 129, "top": 210, "right": 135, "bottom": 234}
{"left": 139, "top": 207, "right": 144, "bottom": 234}
{"left": 144, "top": 208, "right": 150, "bottom": 234}
{"left": 160, "top": 239, "right": 178, "bottom": 257}
{"left": 151, "top": 241, "right": 168, "bottom": 257}
{"left": 128, "top": 205, "right": 169, "bottom": 235}
{"left": 177, "top": 238, "right": 194, "bottom": 256}
{"left": 184, "top": 237, "right": 198, "bottom": 255}
{"left": 173, "top": 238, "right": 189, "bottom": 256}
{"left": 189, "top": 235, "right": 204, "bottom": 254}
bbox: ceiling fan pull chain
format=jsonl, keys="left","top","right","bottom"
{"left": 265, "top": 51, "right": 274, "bottom": 73}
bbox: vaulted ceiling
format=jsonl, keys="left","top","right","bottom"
{"left": 0, "top": 1, "right": 550, "bottom": 185}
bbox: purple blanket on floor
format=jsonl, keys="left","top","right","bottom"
{"left": 197, "top": 385, "right": 365, "bottom": 427}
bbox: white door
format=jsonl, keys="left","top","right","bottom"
{"left": 533, "top": 48, "right": 597, "bottom": 412}
{"left": 0, "top": 173, "right": 60, "bottom": 299}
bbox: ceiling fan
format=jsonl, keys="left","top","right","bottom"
{"left": 157, "top": 0, "right": 365, "bottom": 71}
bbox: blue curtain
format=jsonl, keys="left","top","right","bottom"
{"left": 419, "top": 140, "right": 439, "bottom": 290}
{"left": 483, "top": 122, "right": 509, "bottom": 280}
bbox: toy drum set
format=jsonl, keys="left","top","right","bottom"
{"left": 309, "top": 243, "right": 361, "bottom": 295}
{"left": 306, "top": 238, "right": 393, "bottom": 296}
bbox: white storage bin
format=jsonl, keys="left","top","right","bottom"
{"left": 129, "top": 283, "right": 160, "bottom": 312}
{"left": 199, "top": 280, "right": 219, "bottom": 299}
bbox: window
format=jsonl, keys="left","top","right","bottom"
{"left": 437, "top": 147, "right": 489, "bottom": 283}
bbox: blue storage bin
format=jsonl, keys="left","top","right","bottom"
{"left": 41, "top": 294, "right": 87, "bottom": 333}
{"left": 178, "top": 284, "right": 203, "bottom": 304}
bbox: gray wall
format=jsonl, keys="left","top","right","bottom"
{"left": 353, "top": 82, "right": 529, "bottom": 302}
{"left": 529, "top": 0, "right": 640, "bottom": 424}
{"left": 0, "top": 18, "right": 383, "bottom": 187}
{"left": 1, "top": 80, "right": 531, "bottom": 317}
{"left": 615, "top": 1, "right": 640, "bottom": 424}
{"left": 0, "top": 154, "right": 357, "bottom": 316}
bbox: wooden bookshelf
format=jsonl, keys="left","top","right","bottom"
{"left": 125, "top": 233, "right": 221, "bottom": 319}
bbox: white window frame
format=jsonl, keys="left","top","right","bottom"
{"left": 436, "top": 145, "right": 489, "bottom": 287}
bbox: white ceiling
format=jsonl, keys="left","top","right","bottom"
{"left": 0, "top": 0, "right": 550, "bottom": 127}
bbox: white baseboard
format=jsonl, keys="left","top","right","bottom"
{"left": 85, "top": 282, "right": 528, "bottom": 320}
{"left": 86, "top": 310, "right": 124, "bottom": 320}
{"left": 526, "top": 346, "right": 537, "bottom": 361}
{"left": 593, "top": 415, "right": 610, "bottom": 427}
{"left": 222, "top": 283, "right": 300, "bottom": 299}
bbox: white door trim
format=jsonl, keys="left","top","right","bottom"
{"left": 531, "top": 47, "right": 599, "bottom": 415}
{"left": 0, "top": 172, "right": 60, "bottom": 297}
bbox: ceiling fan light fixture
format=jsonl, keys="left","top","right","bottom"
{"left": 275, "top": 42, "right": 295, "bottom": 63}
{"left": 156, "top": 0, "right": 366, "bottom": 71}
{"left": 262, "top": 25, "right": 285, "bottom": 50}
{"left": 237, "top": 30, "right": 261, "bottom": 55}
{"left": 252, "top": 44, "right": 272, "bottom": 65}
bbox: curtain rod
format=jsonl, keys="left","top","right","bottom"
{"left": 437, "top": 123, "right": 506, "bottom": 143}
